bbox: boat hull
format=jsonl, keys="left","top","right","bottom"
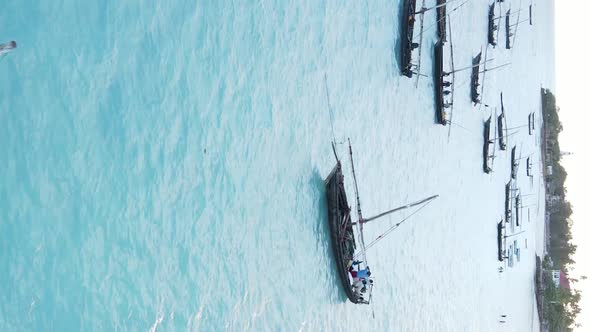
{"left": 471, "top": 52, "right": 482, "bottom": 104}
{"left": 510, "top": 146, "right": 517, "bottom": 179}
{"left": 497, "top": 113, "right": 507, "bottom": 150}
{"left": 401, "top": 0, "right": 417, "bottom": 77}
{"left": 436, "top": 0, "right": 447, "bottom": 42}
{"left": 497, "top": 221, "right": 505, "bottom": 261}
{"left": 434, "top": 41, "right": 447, "bottom": 125}
{"left": 488, "top": 3, "right": 497, "bottom": 46}
{"left": 483, "top": 117, "right": 492, "bottom": 173}
{"left": 325, "top": 162, "right": 361, "bottom": 304}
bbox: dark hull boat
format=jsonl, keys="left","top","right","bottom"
{"left": 325, "top": 161, "right": 362, "bottom": 304}
{"left": 471, "top": 52, "right": 483, "bottom": 104}
{"left": 488, "top": 3, "right": 497, "bottom": 46}
{"left": 483, "top": 116, "right": 492, "bottom": 173}
{"left": 325, "top": 141, "right": 437, "bottom": 305}
{"left": 497, "top": 94, "right": 507, "bottom": 150}
{"left": 511, "top": 146, "right": 517, "bottom": 179}
{"left": 433, "top": 41, "right": 448, "bottom": 125}
{"left": 528, "top": 113, "right": 534, "bottom": 135}
{"left": 527, "top": 157, "right": 532, "bottom": 177}
{"left": 505, "top": 10, "right": 512, "bottom": 49}
{"left": 497, "top": 220, "right": 505, "bottom": 261}
{"left": 505, "top": 181, "right": 512, "bottom": 226}
{"left": 497, "top": 112, "right": 507, "bottom": 150}
{"left": 401, "top": 0, "right": 418, "bottom": 77}
{"left": 436, "top": 0, "right": 447, "bottom": 42}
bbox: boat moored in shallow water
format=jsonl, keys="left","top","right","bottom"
{"left": 325, "top": 140, "right": 438, "bottom": 304}
{"left": 483, "top": 116, "right": 493, "bottom": 173}
{"left": 401, "top": 0, "right": 418, "bottom": 77}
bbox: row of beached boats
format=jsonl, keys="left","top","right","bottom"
{"left": 326, "top": 0, "right": 536, "bottom": 305}
{"left": 483, "top": 92, "right": 537, "bottom": 174}
{"left": 495, "top": 96, "right": 538, "bottom": 266}
{"left": 401, "top": 0, "right": 528, "bottom": 127}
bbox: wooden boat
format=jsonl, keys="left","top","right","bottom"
{"left": 471, "top": 51, "right": 482, "bottom": 104}
{"left": 511, "top": 146, "right": 517, "bottom": 179}
{"left": 326, "top": 141, "right": 437, "bottom": 304}
{"left": 483, "top": 116, "right": 492, "bottom": 173}
{"left": 436, "top": 0, "right": 447, "bottom": 43}
{"left": 433, "top": 40, "right": 448, "bottom": 125}
{"left": 488, "top": 3, "right": 497, "bottom": 46}
{"left": 505, "top": 9, "right": 512, "bottom": 49}
{"left": 401, "top": 0, "right": 418, "bottom": 77}
{"left": 497, "top": 94, "right": 507, "bottom": 150}
{"left": 325, "top": 150, "right": 363, "bottom": 304}
{"left": 527, "top": 157, "right": 532, "bottom": 177}
{"left": 497, "top": 220, "right": 505, "bottom": 261}
{"left": 497, "top": 113, "right": 507, "bottom": 150}
{"left": 505, "top": 181, "right": 512, "bottom": 227}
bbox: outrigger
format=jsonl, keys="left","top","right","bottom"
{"left": 325, "top": 140, "right": 438, "bottom": 304}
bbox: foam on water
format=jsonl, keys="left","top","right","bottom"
{"left": 1, "top": 0, "right": 554, "bottom": 330}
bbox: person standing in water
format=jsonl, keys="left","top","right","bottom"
{"left": 0, "top": 41, "right": 17, "bottom": 57}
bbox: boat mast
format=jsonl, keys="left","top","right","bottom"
{"left": 347, "top": 139, "right": 370, "bottom": 265}
{"left": 480, "top": 62, "right": 511, "bottom": 73}
{"left": 415, "top": 0, "right": 459, "bottom": 14}
{"left": 354, "top": 194, "right": 439, "bottom": 258}
{"left": 505, "top": 230, "right": 526, "bottom": 239}
{"left": 360, "top": 195, "right": 439, "bottom": 224}
{"left": 348, "top": 138, "right": 363, "bottom": 221}
{"left": 446, "top": 58, "right": 494, "bottom": 75}
{"left": 447, "top": 13, "right": 456, "bottom": 139}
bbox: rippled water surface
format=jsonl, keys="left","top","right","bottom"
{"left": 1, "top": 1, "right": 555, "bottom": 331}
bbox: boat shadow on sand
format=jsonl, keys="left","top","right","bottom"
{"left": 312, "top": 168, "right": 349, "bottom": 303}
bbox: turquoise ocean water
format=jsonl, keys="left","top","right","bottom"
{"left": 1, "top": 1, "right": 555, "bottom": 331}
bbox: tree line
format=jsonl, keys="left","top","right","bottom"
{"left": 542, "top": 88, "right": 581, "bottom": 330}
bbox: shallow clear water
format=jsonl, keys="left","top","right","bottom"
{"left": 1, "top": 0, "right": 554, "bottom": 331}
